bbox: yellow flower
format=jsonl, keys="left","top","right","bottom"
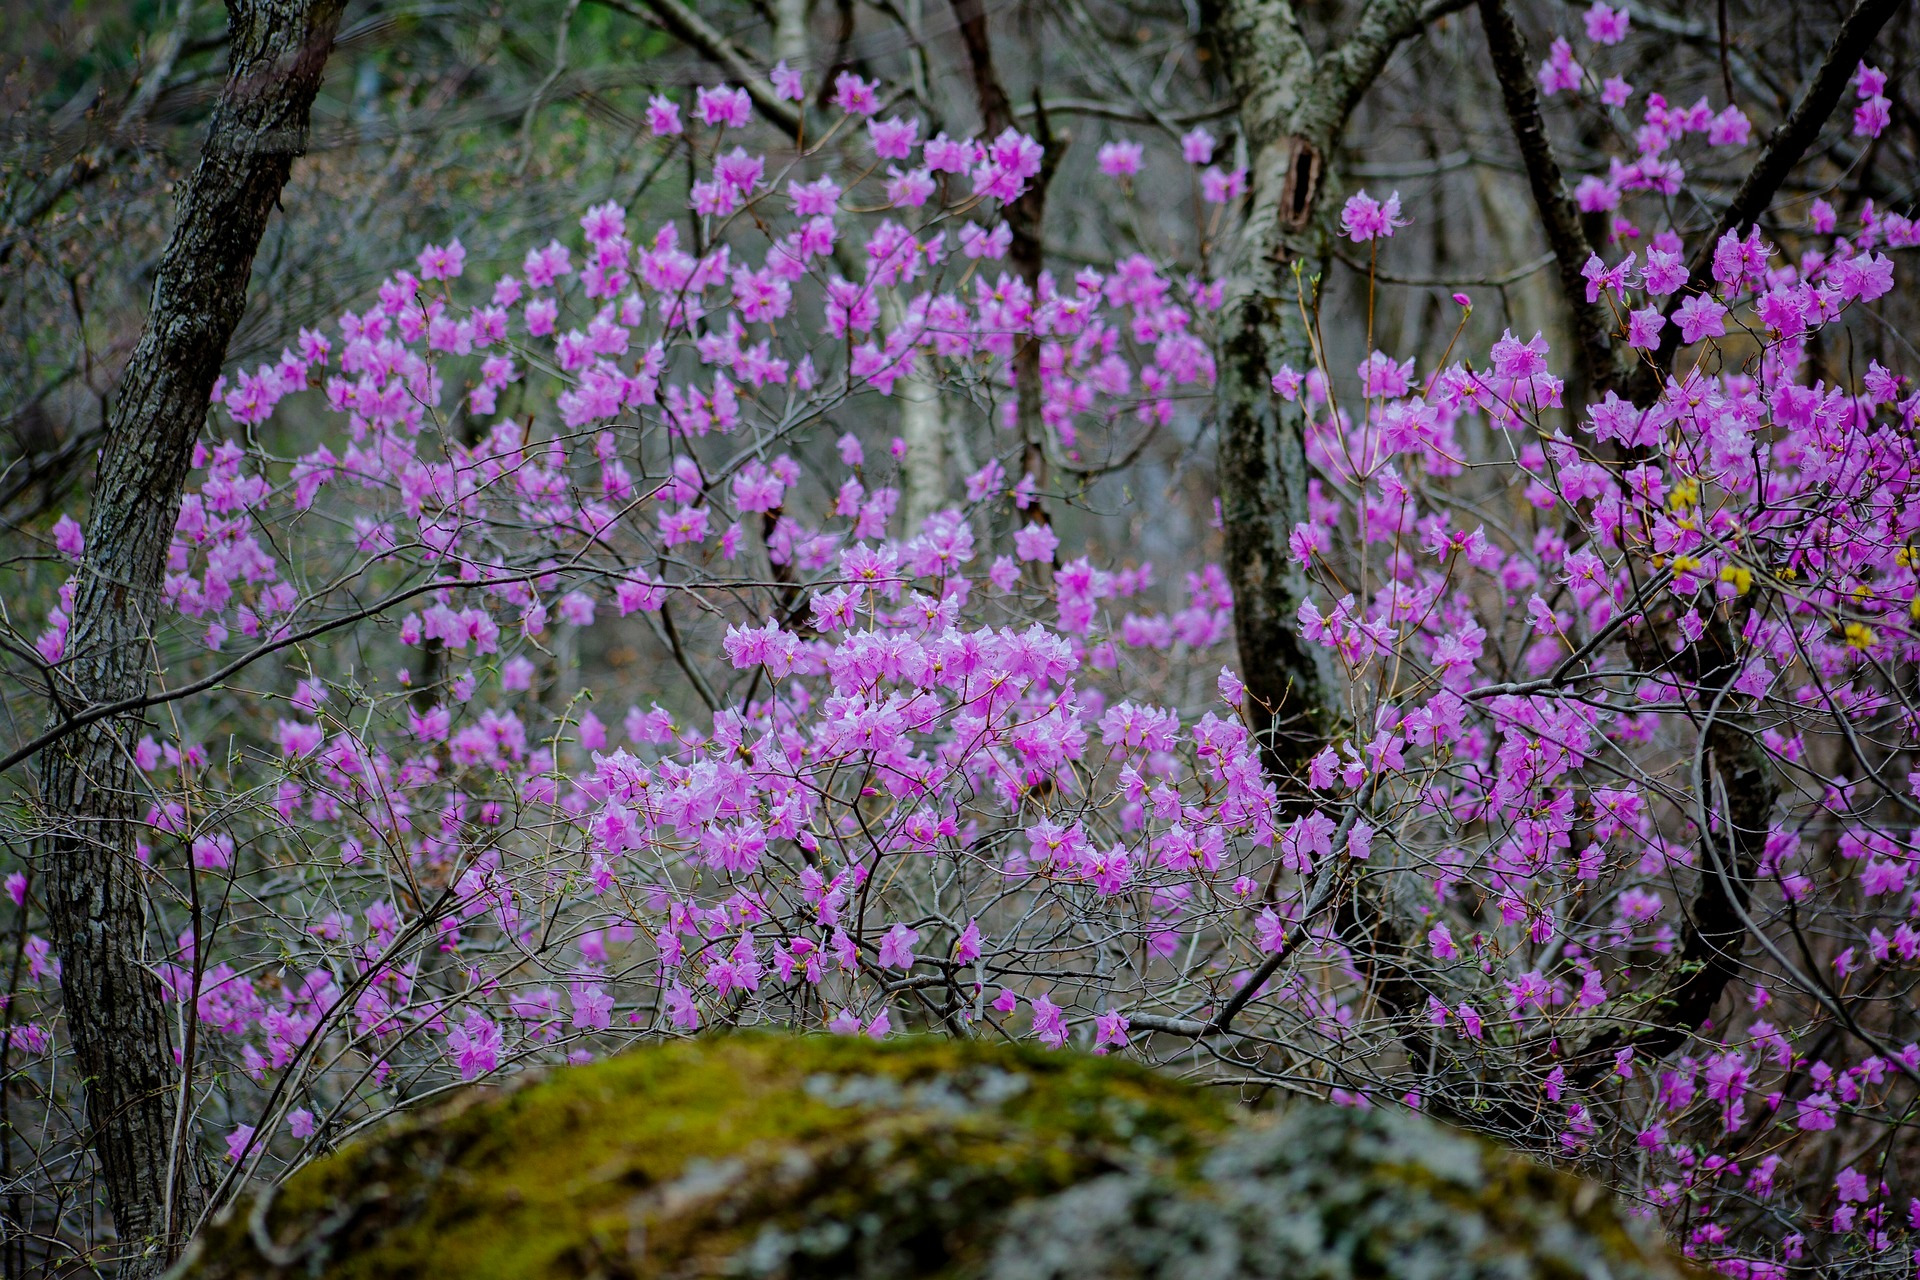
{"left": 1844, "top": 622, "right": 1875, "bottom": 650}
{"left": 1718, "top": 565, "right": 1752, "bottom": 595}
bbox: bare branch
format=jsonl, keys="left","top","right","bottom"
{"left": 1659, "top": 0, "right": 1908, "bottom": 366}
{"left": 585, "top": 0, "right": 805, "bottom": 139}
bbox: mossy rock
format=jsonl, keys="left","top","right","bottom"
{"left": 173, "top": 1034, "right": 1691, "bottom": 1279}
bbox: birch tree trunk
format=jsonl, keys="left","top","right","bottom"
{"left": 898, "top": 373, "right": 952, "bottom": 534}
{"left": 1209, "top": 0, "right": 1427, "bottom": 772}
{"left": 32, "top": 1, "right": 344, "bottom": 1271}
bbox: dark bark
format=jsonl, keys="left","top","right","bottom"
{"left": 1208, "top": 0, "right": 1428, "bottom": 774}
{"left": 1567, "top": 613, "right": 1776, "bottom": 1085}
{"left": 1202, "top": 0, "right": 1444, "bottom": 1125}
{"left": 1473, "top": 0, "right": 1855, "bottom": 1086}
{"left": 32, "top": 0, "right": 344, "bottom": 1271}
{"left": 1475, "top": 0, "right": 1623, "bottom": 398}
{"left": 1567, "top": 722, "right": 1770, "bottom": 1081}
{"left": 947, "top": 0, "right": 1061, "bottom": 505}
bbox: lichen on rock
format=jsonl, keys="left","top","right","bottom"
{"left": 172, "top": 1035, "right": 1691, "bottom": 1279}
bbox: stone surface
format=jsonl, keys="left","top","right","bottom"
{"left": 173, "top": 1035, "right": 1691, "bottom": 1279}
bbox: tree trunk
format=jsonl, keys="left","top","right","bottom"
{"left": 1208, "top": 0, "right": 1424, "bottom": 773}
{"left": 948, "top": 0, "right": 1059, "bottom": 507}
{"left": 33, "top": 0, "right": 343, "bottom": 1271}
{"left": 898, "top": 372, "right": 951, "bottom": 534}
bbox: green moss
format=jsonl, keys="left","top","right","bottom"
{"left": 173, "top": 1036, "right": 1690, "bottom": 1280}
{"left": 178, "top": 1035, "right": 1228, "bottom": 1280}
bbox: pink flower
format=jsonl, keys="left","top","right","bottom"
{"left": 447, "top": 1010, "right": 503, "bottom": 1078}
{"left": 1097, "top": 141, "right": 1143, "bottom": 177}
{"left": 647, "top": 95, "right": 683, "bottom": 135}
{"left": 1707, "top": 105, "right": 1750, "bottom": 146}
{"left": 1179, "top": 127, "right": 1214, "bottom": 164}
{"left": 1457, "top": 1004, "right": 1483, "bottom": 1039}
{"left": 664, "top": 983, "right": 701, "bottom": 1030}
{"left": 225, "top": 1125, "right": 256, "bottom": 1162}
{"left": 696, "top": 85, "right": 752, "bottom": 129}
{"left": 276, "top": 720, "right": 324, "bottom": 758}
{"left": 972, "top": 128, "right": 1044, "bottom": 202}
{"left": 1200, "top": 165, "right": 1246, "bottom": 204}
{"left": 51, "top": 514, "right": 83, "bottom": 559}
{"left": 658, "top": 505, "right": 711, "bottom": 547}
{"left": 770, "top": 61, "right": 804, "bottom": 102}
{"left": 877, "top": 923, "right": 919, "bottom": 969}
{"left": 831, "top": 71, "right": 881, "bottom": 117}
{"left": 1537, "top": 37, "right": 1582, "bottom": 96}
{"left": 1583, "top": 2, "right": 1628, "bottom": 44}
{"left": 570, "top": 983, "right": 614, "bottom": 1032}
{"left": 1796, "top": 1092, "right": 1837, "bottom": 1130}
{"left": 1853, "top": 95, "right": 1891, "bottom": 138}
{"left": 1340, "top": 189, "right": 1406, "bottom": 242}
{"left": 1029, "top": 993, "right": 1068, "bottom": 1048}
{"left": 868, "top": 116, "right": 920, "bottom": 160}
{"left": 1093, "top": 1009, "right": 1129, "bottom": 1054}
{"left": 1625, "top": 306, "right": 1665, "bottom": 349}
{"left": 922, "top": 133, "right": 976, "bottom": 173}
{"left": 953, "top": 918, "right": 983, "bottom": 964}
{"left": 1641, "top": 248, "right": 1687, "bottom": 296}
{"left": 192, "top": 834, "right": 234, "bottom": 871}
{"left": 416, "top": 239, "right": 465, "bottom": 281}
{"left": 1307, "top": 747, "right": 1337, "bottom": 789}
{"left": 1013, "top": 523, "right": 1059, "bottom": 562}
{"left": 959, "top": 222, "right": 1011, "bottom": 260}
{"left": 1674, "top": 295, "right": 1728, "bottom": 343}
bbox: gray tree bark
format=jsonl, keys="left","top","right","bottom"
{"left": 1205, "top": 0, "right": 1458, "bottom": 1126}
{"left": 1208, "top": 0, "right": 1431, "bottom": 773}
{"left": 32, "top": 0, "right": 344, "bottom": 1271}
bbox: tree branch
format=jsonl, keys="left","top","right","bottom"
{"left": 1314, "top": 0, "right": 1459, "bottom": 130}
{"left": 585, "top": 0, "right": 805, "bottom": 139}
{"left": 1701, "top": 0, "right": 1904, "bottom": 253}
{"left": 1658, "top": 0, "right": 1908, "bottom": 367}
{"left": 33, "top": 1, "right": 347, "bottom": 1268}
{"left": 946, "top": 0, "right": 1061, "bottom": 504}
{"left": 1476, "top": 0, "right": 1620, "bottom": 396}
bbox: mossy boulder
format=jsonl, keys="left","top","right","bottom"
{"left": 173, "top": 1034, "right": 1691, "bottom": 1279}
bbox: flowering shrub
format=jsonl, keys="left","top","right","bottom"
{"left": 9, "top": 8, "right": 1920, "bottom": 1276}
